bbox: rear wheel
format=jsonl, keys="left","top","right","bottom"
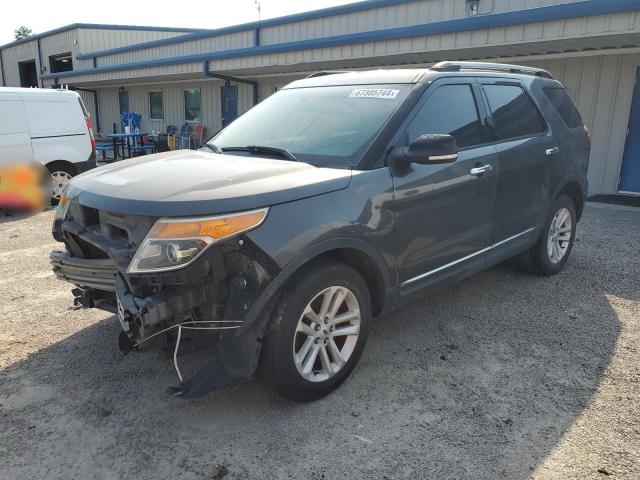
{"left": 259, "top": 260, "right": 371, "bottom": 401}
{"left": 47, "top": 162, "right": 76, "bottom": 205}
{"left": 522, "top": 195, "right": 576, "bottom": 276}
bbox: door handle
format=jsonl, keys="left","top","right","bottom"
{"left": 469, "top": 164, "right": 493, "bottom": 177}
{"left": 545, "top": 147, "right": 560, "bottom": 156}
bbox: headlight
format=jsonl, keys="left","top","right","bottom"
{"left": 127, "top": 208, "right": 268, "bottom": 273}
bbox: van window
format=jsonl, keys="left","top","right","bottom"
{"left": 483, "top": 85, "right": 546, "bottom": 141}
{"left": 543, "top": 87, "right": 583, "bottom": 128}
{"left": 0, "top": 99, "right": 28, "bottom": 134}
{"left": 407, "top": 84, "right": 484, "bottom": 149}
{"left": 23, "top": 99, "right": 85, "bottom": 136}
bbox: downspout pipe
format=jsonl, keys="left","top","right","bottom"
{"left": 36, "top": 38, "right": 44, "bottom": 87}
{"left": 0, "top": 49, "right": 5, "bottom": 86}
{"left": 203, "top": 61, "right": 259, "bottom": 105}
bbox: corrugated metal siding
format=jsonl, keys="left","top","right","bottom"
{"left": 94, "top": 79, "right": 259, "bottom": 138}
{"left": 1, "top": 40, "right": 39, "bottom": 87}
{"left": 257, "top": 76, "right": 306, "bottom": 100}
{"left": 207, "top": 11, "right": 640, "bottom": 73}
{"left": 57, "top": 63, "right": 203, "bottom": 84}
{"left": 259, "top": 0, "right": 581, "bottom": 45}
{"left": 527, "top": 53, "right": 640, "bottom": 195}
{"left": 39, "top": 30, "right": 79, "bottom": 73}
{"left": 99, "top": 31, "right": 254, "bottom": 67}
{"left": 77, "top": 29, "right": 187, "bottom": 55}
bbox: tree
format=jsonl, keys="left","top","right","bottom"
{"left": 14, "top": 26, "right": 32, "bottom": 40}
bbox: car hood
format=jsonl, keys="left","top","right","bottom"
{"left": 68, "top": 150, "right": 352, "bottom": 216}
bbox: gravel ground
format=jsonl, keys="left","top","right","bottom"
{"left": 0, "top": 204, "right": 638, "bottom": 480}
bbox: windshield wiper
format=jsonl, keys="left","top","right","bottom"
{"left": 221, "top": 145, "right": 299, "bottom": 162}
{"left": 200, "top": 143, "right": 222, "bottom": 153}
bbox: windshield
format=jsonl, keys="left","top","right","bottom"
{"left": 208, "top": 84, "right": 410, "bottom": 168}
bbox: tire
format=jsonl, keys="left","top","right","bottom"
{"left": 522, "top": 195, "right": 577, "bottom": 276}
{"left": 259, "top": 259, "right": 371, "bottom": 401}
{"left": 47, "top": 162, "right": 76, "bottom": 205}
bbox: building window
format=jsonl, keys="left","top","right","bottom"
{"left": 18, "top": 60, "right": 38, "bottom": 87}
{"left": 149, "top": 90, "right": 164, "bottom": 120}
{"left": 184, "top": 89, "right": 201, "bottom": 122}
{"left": 49, "top": 52, "right": 73, "bottom": 73}
{"left": 118, "top": 90, "right": 129, "bottom": 115}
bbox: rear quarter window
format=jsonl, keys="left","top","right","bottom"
{"left": 543, "top": 87, "right": 584, "bottom": 128}
{"left": 483, "top": 84, "right": 546, "bottom": 142}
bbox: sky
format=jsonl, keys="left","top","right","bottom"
{"left": 1, "top": 0, "right": 356, "bottom": 44}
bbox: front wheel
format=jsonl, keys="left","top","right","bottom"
{"left": 259, "top": 260, "right": 371, "bottom": 401}
{"left": 523, "top": 195, "right": 577, "bottom": 276}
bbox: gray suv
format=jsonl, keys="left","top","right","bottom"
{"left": 51, "top": 62, "right": 590, "bottom": 401}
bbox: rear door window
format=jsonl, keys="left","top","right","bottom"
{"left": 483, "top": 84, "right": 546, "bottom": 141}
{"left": 543, "top": 87, "right": 584, "bottom": 128}
{"left": 0, "top": 97, "right": 28, "bottom": 135}
{"left": 407, "top": 84, "right": 485, "bottom": 149}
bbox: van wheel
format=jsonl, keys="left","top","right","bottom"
{"left": 47, "top": 163, "right": 76, "bottom": 205}
{"left": 259, "top": 259, "right": 371, "bottom": 401}
{"left": 522, "top": 195, "right": 576, "bottom": 276}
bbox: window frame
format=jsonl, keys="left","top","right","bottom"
{"left": 48, "top": 52, "right": 73, "bottom": 74}
{"left": 386, "top": 77, "right": 492, "bottom": 159}
{"left": 149, "top": 89, "right": 164, "bottom": 121}
{"left": 478, "top": 80, "right": 549, "bottom": 144}
{"left": 184, "top": 88, "right": 202, "bottom": 123}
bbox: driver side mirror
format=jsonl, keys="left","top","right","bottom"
{"left": 389, "top": 134, "right": 458, "bottom": 167}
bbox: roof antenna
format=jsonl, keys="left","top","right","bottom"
{"left": 254, "top": 0, "right": 261, "bottom": 21}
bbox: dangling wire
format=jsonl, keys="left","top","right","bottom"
{"left": 174, "top": 325, "right": 184, "bottom": 383}
{"left": 131, "top": 320, "right": 243, "bottom": 387}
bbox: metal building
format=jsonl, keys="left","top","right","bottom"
{"left": 1, "top": 0, "right": 640, "bottom": 195}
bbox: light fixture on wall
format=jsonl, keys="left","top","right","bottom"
{"left": 466, "top": 0, "right": 480, "bottom": 16}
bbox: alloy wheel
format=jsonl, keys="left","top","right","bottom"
{"left": 547, "top": 207, "right": 572, "bottom": 264}
{"left": 293, "top": 286, "right": 361, "bottom": 383}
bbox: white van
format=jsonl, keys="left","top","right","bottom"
{"left": 0, "top": 87, "right": 97, "bottom": 202}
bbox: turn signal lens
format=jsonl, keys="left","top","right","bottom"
{"left": 149, "top": 210, "right": 267, "bottom": 241}
{"left": 127, "top": 208, "right": 268, "bottom": 273}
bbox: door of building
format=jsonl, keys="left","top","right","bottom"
{"left": 619, "top": 67, "right": 640, "bottom": 194}
{"left": 221, "top": 85, "right": 238, "bottom": 128}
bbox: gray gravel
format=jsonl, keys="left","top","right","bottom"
{"left": 0, "top": 204, "right": 638, "bottom": 479}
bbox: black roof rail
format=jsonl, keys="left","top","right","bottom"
{"left": 431, "top": 61, "right": 555, "bottom": 79}
{"left": 306, "top": 70, "right": 352, "bottom": 78}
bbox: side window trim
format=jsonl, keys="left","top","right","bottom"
{"left": 478, "top": 80, "right": 550, "bottom": 144}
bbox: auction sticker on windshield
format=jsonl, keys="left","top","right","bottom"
{"left": 349, "top": 88, "right": 400, "bottom": 99}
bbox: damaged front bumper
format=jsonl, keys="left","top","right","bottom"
{"left": 51, "top": 211, "right": 281, "bottom": 397}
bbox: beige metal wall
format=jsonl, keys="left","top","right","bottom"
{"left": 1, "top": 40, "right": 39, "bottom": 87}
{"left": 209, "top": 10, "right": 640, "bottom": 74}
{"left": 97, "top": 31, "right": 254, "bottom": 67}
{"left": 259, "top": 0, "right": 580, "bottom": 45}
{"left": 94, "top": 79, "right": 258, "bottom": 138}
{"left": 77, "top": 28, "right": 187, "bottom": 55}
{"left": 528, "top": 53, "right": 640, "bottom": 195}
